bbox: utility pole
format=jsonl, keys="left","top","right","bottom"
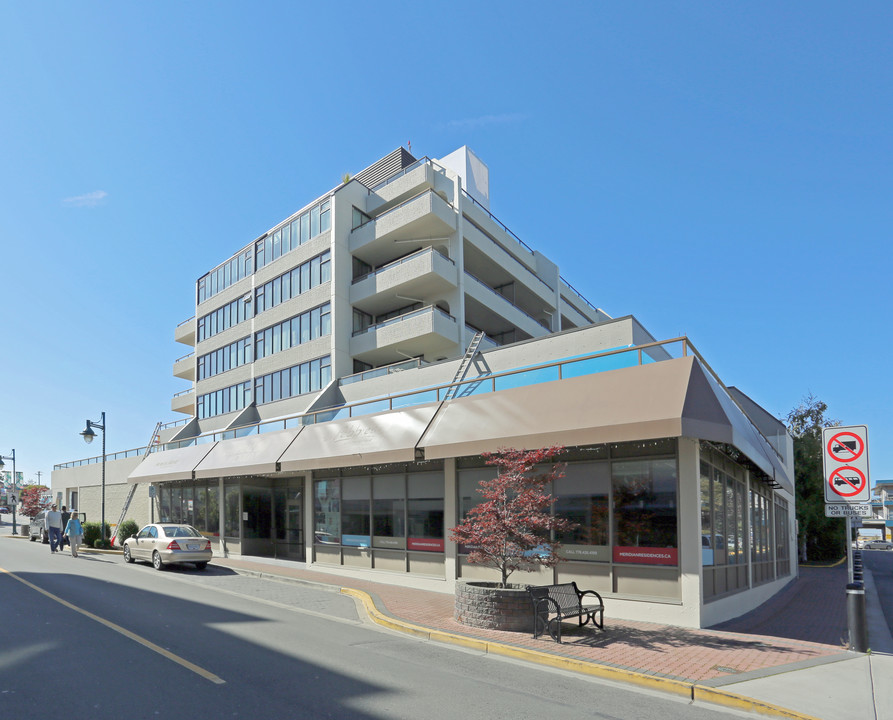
{"left": 35, "top": 470, "right": 43, "bottom": 484}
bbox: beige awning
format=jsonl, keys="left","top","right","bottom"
{"left": 193, "top": 428, "right": 302, "bottom": 479}
{"left": 127, "top": 442, "right": 217, "bottom": 484}
{"left": 418, "top": 358, "right": 692, "bottom": 459}
{"left": 278, "top": 404, "right": 439, "bottom": 472}
{"left": 416, "top": 355, "right": 792, "bottom": 493}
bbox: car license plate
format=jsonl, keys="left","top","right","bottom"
{"left": 187, "top": 544, "right": 200, "bottom": 550}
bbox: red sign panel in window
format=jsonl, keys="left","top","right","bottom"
{"left": 408, "top": 538, "right": 444, "bottom": 552}
{"left": 613, "top": 546, "right": 678, "bottom": 565}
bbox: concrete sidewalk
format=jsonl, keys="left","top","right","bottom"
{"left": 209, "top": 556, "right": 893, "bottom": 720}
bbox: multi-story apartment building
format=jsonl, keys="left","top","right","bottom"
{"left": 171, "top": 147, "right": 608, "bottom": 434}
{"left": 53, "top": 146, "right": 797, "bottom": 628}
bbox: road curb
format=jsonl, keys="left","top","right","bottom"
{"left": 340, "top": 586, "right": 822, "bottom": 720}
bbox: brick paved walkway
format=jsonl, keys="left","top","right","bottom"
{"left": 213, "top": 558, "right": 849, "bottom": 685}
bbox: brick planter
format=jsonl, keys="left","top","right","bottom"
{"left": 454, "top": 581, "right": 532, "bottom": 632}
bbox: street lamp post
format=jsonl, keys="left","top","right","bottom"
{"left": 80, "top": 412, "right": 106, "bottom": 544}
{"left": 0, "top": 449, "right": 16, "bottom": 534}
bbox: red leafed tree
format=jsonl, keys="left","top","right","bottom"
{"left": 19, "top": 485, "right": 50, "bottom": 517}
{"left": 449, "top": 446, "right": 576, "bottom": 587}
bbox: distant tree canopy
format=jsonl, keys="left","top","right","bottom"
{"left": 787, "top": 394, "right": 845, "bottom": 561}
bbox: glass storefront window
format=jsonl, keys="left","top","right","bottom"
{"left": 224, "top": 484, "right": 240, "bottom": 537}
{"left": 341, "top": 477, "right": 370, "bottom": 547}
{"left": 554, "top": 461, "right": 610, "bottom": 562}
{"left": 194, "top": 486, "right": 206, "bottom": 532}
{"left": 314, "top": 479, "right": 341, "bottom": 545}
{"left": 207, "top": 484, "right": 220, "bottom": 536}
{"left": 171, "top": 487, "right": 183, "bottom": 523}
{"left": 373, "top": 474, "right": 405, "bottom": 550}
{"left": 407, "top": 472, "right": 444, "bottom": 552}
{"left": 612, "top": 458, "right": 678, "bottom": 565}
{"left": 700, "top": 460, "right": 714, "bottom": 566}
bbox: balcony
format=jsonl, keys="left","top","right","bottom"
{"left": 175, "top": 316, "right": 196, "bottom": 346}
{"left": 464, "top": 271, "right": 552, "bottom": 339}
{"left": 350, "top": 190, "right": 456, "bottom": 267}
{"left": 350, "top": 305, "right": 459, "bottom": 366}
{"left": 171, "top": 388, "right": 196, "bottom": 416}
{"left": 351, "top": 248, "right": 458, "bottom": 315}
{"left": 173, "top": 352, "right": 195, "bottom": 381}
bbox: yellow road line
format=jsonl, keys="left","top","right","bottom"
{"left": 0, "top": 566, "right": 225, "bottom": 684}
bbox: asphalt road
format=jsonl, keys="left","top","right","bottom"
{"left": 0, "top": 537, "right": 752, "bottom": 719}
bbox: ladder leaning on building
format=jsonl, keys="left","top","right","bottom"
{"left": 110, "top": 421, "right": 162, "bottom": 545}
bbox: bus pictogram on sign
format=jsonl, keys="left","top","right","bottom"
{"left": 827, "top": 466, "right": 867, "bottom": 498}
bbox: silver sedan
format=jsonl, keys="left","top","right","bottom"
{"left": 122, "top": 523, "right": 212, "bottom": 570}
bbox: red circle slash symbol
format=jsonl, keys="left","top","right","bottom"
{"left": 827, "top": 431, "right": 864, "bottom": 463}
{"left": 828, "top": 467, "right": 866, "bottom": 497}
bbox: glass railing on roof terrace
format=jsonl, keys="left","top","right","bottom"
{"left": 158, "top": 338, "right": 690, "bottom": 452}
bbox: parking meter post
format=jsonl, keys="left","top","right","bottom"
{"left": 846, "top": 582, "right": 868, "bottom": 652}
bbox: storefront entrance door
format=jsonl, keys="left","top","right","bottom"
{"left": 274, "top": 480, "right": 304, "bottom": 560}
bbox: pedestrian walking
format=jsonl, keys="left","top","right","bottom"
{"left": 45, "top": 504, "right": 63, "bottom": 553}
{"left": 59, "top": 505, "right": 71, "bottom": 551}
{"left": 63, "top": 511, "right": 84, "bottom": 558}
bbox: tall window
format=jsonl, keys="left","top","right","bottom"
{"left": 314, "top": 478, "right": 341, "bottom": 545}
{"left": 407, "top": 472, "right": 444, "bottom": 552}
{"left": 373, "top": 474, "right": 406, "bottom": 549}
{"left": 554, "top": 462, "right": 610, "bottom": 562}
{"left": 612, "top": 458, "right": 678, "bottom": 565}
{"left": 342, "top": 477, "right": 371, "bottom": 547}
{"left": 255, "top": 200, "right": 331, "bottom": 270}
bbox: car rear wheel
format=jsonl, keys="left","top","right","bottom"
{"left": 152, "top": 551, "right": 164, "bottom": 571}
{"left": 123, "top": 545, "right": 134, "bottom": 564}
{"left": 194, "top": 562, "right": 208, "bottom": 571}
{"left": 29, "top": 533, "right": 36, "bottom": 542}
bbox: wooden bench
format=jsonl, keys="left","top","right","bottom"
{"left": 528, "top": 582, "right": 605, "bottom": 643}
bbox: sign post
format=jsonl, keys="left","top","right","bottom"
{"left": 822, "top": 425, "right": 870, "bottom": 640}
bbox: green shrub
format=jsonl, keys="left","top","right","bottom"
{"left": 93, "top": 538, "right": 112, "bottom": 549}
{"left": 117, "top": 519, "right": 139, "bottom": 545}
{"left": 83, "top": 521, "right": 111, "bottom": 548}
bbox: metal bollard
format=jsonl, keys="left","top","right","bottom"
{"left": 846, "top": 582, "right": 868, "bottom": 652}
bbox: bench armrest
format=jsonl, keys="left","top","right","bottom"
{"left": 578, "top": 588, "right": 604, "bottom": 606}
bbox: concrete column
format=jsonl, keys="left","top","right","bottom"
{"left": 677, "top": 437, "right": 703, "bottom": 626}
{"left": 443, "top": 457, "right": 457, "bottom": 591}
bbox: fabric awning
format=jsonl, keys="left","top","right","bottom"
{"left": 417, "top": 355, "right": 792, "bottom": 494}
{"left": 417, "top": 358, "right": 690, "bottom": 459}
{"left": 193, "top": 428, "right": 302, "bottom": 479}
{"left": 278, "top": 404, "right": 439, "bottom": 472}
{"left": 127, "top": 442, "right": 217, "bottom": 484}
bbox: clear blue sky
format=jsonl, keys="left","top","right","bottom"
{"left": 1, "top": 2, "right": 890, "bottom": 490}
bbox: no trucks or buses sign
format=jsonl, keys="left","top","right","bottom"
{"left": 823, "top": 425, "right": 870, "bottom": 504}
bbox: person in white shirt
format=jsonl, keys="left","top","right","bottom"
{"left": 44, "top": 504, "right": 63, "bottom": 553}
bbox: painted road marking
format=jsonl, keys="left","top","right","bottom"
{"left": 0, "top": 565, "right": 225, "bottom": 684}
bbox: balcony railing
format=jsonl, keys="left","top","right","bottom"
{"left": 464, "top": 271, "right": 551, "bottom": 331}
{"left": 340, "top": 358, "right": 423, "bottom": 386}
{"left": 352, "top": 247, "right": 454, "bottom": 284}
{"left": 461, "top": 188, "right": 533, "bottom": 254}
{"left": 352, "top": 305, "right": 456, "bottom": 337}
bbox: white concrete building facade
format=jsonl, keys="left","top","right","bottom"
{"left": 53, "top": 147, "right": 796, "bottom": 628}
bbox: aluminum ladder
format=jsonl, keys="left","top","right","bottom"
{"left": 111, "top": 421, "right": 162, "bottom": 544}
{"left": 443, "top": 331, "right": 485, "bottom": 401}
